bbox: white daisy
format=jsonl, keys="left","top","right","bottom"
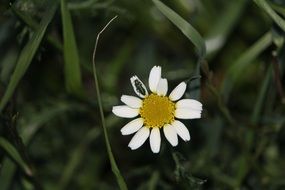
{"left": 112, "top": 66, "right": 202, "bottom": 153}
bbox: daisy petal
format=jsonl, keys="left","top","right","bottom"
{"left": 121, "top": 118, "right": 144, "bottom": 135}
{"left": 172, "top": 120, "right": 190, "bottom": 141}
{"left": 112, "top": 106, "right": 139, "bottom": 118}
{"left": 157, "top": 78, "right": 168, "bottom": 96}
{"left": 130, "top": 76, "right": 148, "bottom": 98}
{"left": 175, "top": 108, "right": 201, "bottom": 119}
{"left": 148, "top": 66, "right": 161, "bottom": 93}
{"left": 121, "top": 95, "right": 142, "bottom": 108}
{"left": 163, "top": 124, "right": 178, "bottom": 146}
{"left": 128, "top": 127, "right": 150, "bottom": 150}
{"left": 169, "top": 82, "right": 187, "bottom": 101}
{"left": 150, "top": 128, "right": 161, "bottom": 153}
{"left": 176, "top": 99, "right": 202, "bottom": 111}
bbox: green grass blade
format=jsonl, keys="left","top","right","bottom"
{"left": 0, "top": 49, "right": 18, "bottom": 83}
{"left": 222, "top": 32, "right": 272, "bottom": 101}
{"left": 104, "top": 42, "right": 133, "bottom": 92}
{"left": 251, "top": 65, "right": 272, "bottom": 124}
{"left": 92, "top": 16, "right": 128, "bottom": 190}
{"left": 21, "top": 103, "right": 72, "bottom": 144}
{"left": 58, "top": 128, "right": 100, "bottom": 190}
{"left": 253, "top": 0, "right": 285, "bottom": 32}
{"left": 0, "top": 1, "right": 58, "bottom": 113}
{"left": 152, "top": 0, "right": 206, "bottom": 99}
{"left": 270, "top": 2, "right": 285, "bottom": 17}
{"left": 61, "top": 0, "right": 84, "bottom": 96}
{"left": 0, "top": 102, "right": 73, "bottom": 189}
{"left": 0, "top": 159, "right": 16, "bottom": 190}
{"left": 188, "top": 63, "right": 201, "bottom": 99}
{"left": 21, "top": 178, "right": 34, "bottom": 190}
{"left": 11, "top": 6, "right": 62, "bottom": 51}
{"left": 0, "top": 137, "right": 32, "bottom": 176}
{"left": 152, "top": 0, "right": 206, "bottom": 58}
{"left": 148, "top": 171, "right": 159, "bottom": 190}
{"left": 205, "top": 0, "right": 247, "bottom": 56}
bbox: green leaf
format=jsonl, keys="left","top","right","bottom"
{"left": 152, "top": 0, "right": 206, "bottom": 58}
{"left": 0, "top": 1, "right": 58, "bottom": 113}
{"left": 253, "top": 0, "right": 285, "bottom": 32}
{"left": 61, "top": 0, "right": 84, "bottom": 96}
{"left": 222, "top": 32, "right": 272, "bottom": 101}
{"left": 0, "top": 137, "right": 32, "bottom": 176}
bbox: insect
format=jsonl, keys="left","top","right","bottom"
{"left": 130, "top": 76, "right": 148, "bottom": 98}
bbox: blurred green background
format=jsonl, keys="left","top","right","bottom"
{"left": 0, "top": 0, "right": 285, "bottom": 189}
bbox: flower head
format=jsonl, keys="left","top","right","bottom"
{"left": 112, "top": 66, "right": 202, "bottom": 153}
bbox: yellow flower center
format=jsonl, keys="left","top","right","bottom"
{"left": 140, "top": 94, "right": 175, "bottom": 128}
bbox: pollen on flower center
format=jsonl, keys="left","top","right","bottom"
{"left": 140, "top": 94, "right": 175, "bottom": 128}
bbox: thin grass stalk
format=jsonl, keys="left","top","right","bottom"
{"left": 92, "top": 16, "right": 128, "bottom": 190}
